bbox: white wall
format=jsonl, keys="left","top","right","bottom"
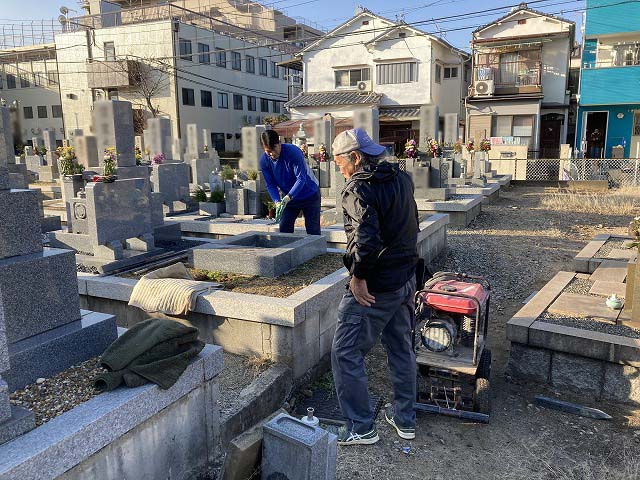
{"left": 541, "top": 36, "right": 571, "bottom": 104}
{"left": 474, "top": 10, "right": 572, "bottom": 41}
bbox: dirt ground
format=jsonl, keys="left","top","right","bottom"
{"left": 330, "top": 186, "right": 640, "bottom": 480}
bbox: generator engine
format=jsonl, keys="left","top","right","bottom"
{"left": 416, "top": 279, "right": 488, "bottom": 355}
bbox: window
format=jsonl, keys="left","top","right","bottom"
{"left": 260, "top": 98, "right": 269, "bottom": 112}
{"left": 7, "top": 74, "right": 16, "bottom": 89}
{"left": 198, "top": 43, "right": 211, "bottom": 64}
{"left": 334, "top": 67, "right": 371, "bottom": 87}
{"left": 20, "top": 75, "right": 31, "bottom": 88}
{"left": 247, "top": 96, "right": 256, "bottom": 111}
{"left": 23, "top": 106, "right": 33, "bottom": 119}
{"left": 259, "top": 58, "right": 268, "bottom": 76}
{"left": 52, "top": 105, "right": 63, "bottom": 118}
{"left": 212, "top": 132, "right": 225, "bottom": 152}
{"left": 435, "top": 64, "right": 442, "bottom": 83}
{"left": 233, "top": 94, "right": 243, "bottom": 110}
{"left": 37, "top": 106, "right": 48, "bottom": 118}
{"left": 232, "top": 52, "right": 241, "bottom": 70}
{"left": 633, "top": 112, "right": 640, "bottom": 136}
{"left": 48, "top": 70, "right": 59, "bottom": 85}
{"left": 179, "top": 38, "right": 193, "bottom": 61}
{"left": 246, "top": 55, "right": 255, "bottom": 74}
{"left": 271, "top": 61, "right": 279, "bottom": 78}
{"left": 444, "top": 66, "right": 458, "bottom": 79}
{"left": 517, "top": 19, "right": 527, "bottom": 25}
{"left": 201, "top": 90, "right": 213, "bottom": 107}
{"left": 376, "top": 62, "right": 417, "bottom": 85}
{"left": 182, "top": 88, "right": 195, "bottom": 106}
{"left": 490, "top": 115, "right": 534, "bottom": 146}
{"left": 272, "top": 100, "right": 280, "bottom": 113}
{"left": 215, "top": 48, "right": 226, "bottom": 67}
{"left": 104, "top": 42, "right": 116, "bottom": 61}
{"left": 217, "top": 92, "right": 228, "bottom": 109}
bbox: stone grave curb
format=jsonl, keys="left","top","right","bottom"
{"left": 415, "top": 194, "right": 483, "bottom": 212}
{"left": 573, "top": 234, "right": 636, "bottom": 274}
{"left": 0, "top": 344, "right": 223, "bottom": 479}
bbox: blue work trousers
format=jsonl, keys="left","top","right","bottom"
{"left": 279, "top": 190, "right": 321, "bottom": 235}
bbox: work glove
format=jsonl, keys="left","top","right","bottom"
{"left": 274, "top": 195, "right": 291, "bottom": 223}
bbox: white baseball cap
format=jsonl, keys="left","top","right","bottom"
{"left": 332, "top": 128, "right": 386, "bottom": 157}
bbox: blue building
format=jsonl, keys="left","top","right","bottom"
{"left": 576, "top": 0, "right": 640, "bottom": 158}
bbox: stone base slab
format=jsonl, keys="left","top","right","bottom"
{"left": 573, "top": 234, "right": 636, "bottom": 273}
{"left": 6, "top": 311, "right": 118, "bottom": 391}
{"left": 417, "top": 195, "right": 482, "bottom": 226}
{"left": 0, "top": 406, "right": 35, "bottom": 446}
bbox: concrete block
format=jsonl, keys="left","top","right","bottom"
{"left": 550, "top": 352, "right": 604, "bottom": 396}
{"left": 505, "top": 343, "right": 550, "bottom": 383}
{"left": 547, "top": 292, "right": 619, "bottom": 323}
{"left": 262, "top": 413, "right": 336, "bottom": 480}
{"left": 589, "top": 280, "right": 627, "bottom": 298}
{"left": 590, "top": 259, "right": 629, "bottom": 283}
{"left": 0, "top": 406, "right": 35, "bottom": 446}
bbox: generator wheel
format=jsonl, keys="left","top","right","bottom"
{"left": 477, "top": 348, "right": 492, "bottom": 380}
{"left": 474, "top": 378, "right": 490, "bottom": 415}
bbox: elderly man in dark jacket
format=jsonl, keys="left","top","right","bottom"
{"left": 328, "top": 128, "right": 419, "bottom": 446}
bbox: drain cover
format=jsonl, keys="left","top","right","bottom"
{"left": 295, "top": 387, "right": 385, "bottom": 424}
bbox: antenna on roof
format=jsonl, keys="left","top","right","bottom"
{"left": 354, "top": 5, "right": 365, "bottom": 15}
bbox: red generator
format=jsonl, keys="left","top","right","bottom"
{"left": 413, "top": 272, "right": 492, "bottom": 422}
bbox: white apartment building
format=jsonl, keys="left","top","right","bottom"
{"left": 54, "top": 2, "right": 301, "bottom": 152}
{"left": 285, "top": 9, "right": 470, "bottom": 153}
{"left": 466, "top": 3, "right": 575, "bottom": 158}
{"left": 0, "top": 44, "right": 64, "bottom": 146}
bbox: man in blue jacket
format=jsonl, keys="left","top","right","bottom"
{"left": 260, "top": 130, "right": 321, "bottom": 235}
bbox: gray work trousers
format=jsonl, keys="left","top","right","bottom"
{"left": 331, "top": 277, "right": 417, "bottom": 434}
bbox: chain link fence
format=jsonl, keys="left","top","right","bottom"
{"left": 488, "top": 158, "right": 640, "bottom": 187}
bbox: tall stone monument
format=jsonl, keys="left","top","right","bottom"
{"left": 443, "top": 113, "right": 460, "bottom": 144}
{"left": 185, "top": 124, "right": 218, "bottom": 186}
{"left": 240, "top": 125, "right": 266, "bottom": 172}
{"left": 145, "top": 117, "right": 173, "bottom": 160}
{"left": 419, "top": 105, "right": 439, "bottom": 149}
{"left": 353, "top": 108, "right": 379, "bottom": 143}
{"left": 39, "top": 129, "right": 59, "bottom": 182}
{"left": 314, "top": 116, "right": 334, "bottom": 189}
{"left": 0, "top": 109, "right": 117, "bottom": 443}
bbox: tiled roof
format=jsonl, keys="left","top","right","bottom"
{"left": 285, "top": 91, "right": 383, "bottom": 108}
{"left": 379, "top": 106, "right": 420, "bottom": 120}
{"left": 473, "top": 3, "right": 574, "bottom": 34}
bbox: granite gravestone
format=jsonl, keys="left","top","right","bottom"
{"left": 152, "top": 162, "right": 191, "bottom": 215}
{"left": 185, "top": 124, "right": 217, "bottom": 186}
{"left": 42, "top": 129, "right": 58, "bottom": 164}
{"left": 0, "top": 111, "right": 116, "bottom": 444}
{"left": 75, "top": 135, "right": 100, "bottom": 169}
{"left": 444, "top": 113, "right": 459, "bottom": 144}
{"left": 172, "top": 138, "right": 183, "bottom": 162}
{"left": 353, "top": 108, "right": 379, "bottom": 143}
{"left": 333, "top": 163, "right": 347, "bottom": 223}
{"left": 145, "top": 118, "right": 173, "bottom": 161}
{"left": 419, "top": 105, "right": 439, "bottom": 149}
{"left": 240, "top": 125, "right": 266, "bottom": 172}
{"left": 405, "top": 159, "right": 450, "bottom": 201}
{"left": 314, "top": 117, "right": 334, "bottom": 189}
{"left": 262, "top": 413, "right": 336, "bottom": 480}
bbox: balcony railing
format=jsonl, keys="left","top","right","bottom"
{"left": 474, "top": 60, "right": 542, "bottom": 88}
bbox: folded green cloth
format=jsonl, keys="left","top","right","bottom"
{"left": 94, "top": 318, "right": 204, "bottom": 391}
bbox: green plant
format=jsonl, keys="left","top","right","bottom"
{"left": 222, "top": 164, "right": 235, "bottom": 180}
{"left": 246, "top": 169, "right": 259, "bottom": 180}
{"left": 103, "top": 147, "right": 118, "bottom": 177}
{"left": 209, "top": 188, "right": 224, "bottom": 203}
{"left": 192, "top": 186, "right": 208, "bottom": 203}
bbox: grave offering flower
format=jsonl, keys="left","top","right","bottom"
{"left": 318, "top": 144, "right": 328, "bottom": 162}
{"left": 479, "top": 138, "right": 491, "bottom": 152}
{"left": 299, "top": 143, "right": 308, "bottom": 158}
{"left": 103, "top": 147, "right": 118, "bottom": 177}
{"left": 135, "top": 146, "right": 143, "bottom": 165}
{"left": 427, "top": 138, "right": 442, "bottom": 158}
{"left": 204, "top": 145, "right": 209, "bottom": 153}
{"left": 152, "top": 153, "right": 165, "bottom": 165}
{"left": 466, "top": 141, "right": 475, "bottom": 153}
{"left": 404, "top": 139, "right": 418, "bottom": 159}
{"left": 56, "top": 146, "right": 83, "bottom": 176}
{"left": 453, "top": 140, "right": 463, "bottom": 154}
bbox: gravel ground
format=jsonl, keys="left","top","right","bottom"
{"left": 333, "top": 186, "right": 640, "bottom": 480}
{"left": 595, "top": 238, "right": 631, "bottom": 258}
{"left": 538, "top": 312, "right": 640, "bottom": 338}
{"left": 564, "top": 277, "right": 596, "bottom": 296}
{"left": 10, "top": 358, "right": 105, "bottom": 426}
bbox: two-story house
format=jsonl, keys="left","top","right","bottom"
{"left": 284, "top": 9, "right": 470, "bottom": 154}
{"left": 576, "top": 0, "right": 640, "bottom": 158}
{"left": 466, "top": 3, "right": 575, "bottom": 158}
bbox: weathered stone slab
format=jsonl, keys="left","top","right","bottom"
{"left": 0, "top": 405, "right": 35, "bottom": 446}
{"left": 152, "top": 162, "right": 190, "bottom": 206}
{"left": 602, "top": 363, "right": 640, "bottom": 404}
{"left": 505, "top": 343, "right": 550, "bottom": 383}
{"left": 548, "top": 292, "right": 620, "bottom": 323}
{"left": 608, "top": 249, "right": 636, "bottom": 260}
{"left": 0, "top": 189, "right": 43, "bottom": 260}
{"left": 240, "top": 126, "right": 266, "bottom": 172}
{"left": 75, "top": 136, "right": 99, "bottom": 169}
{"left": 590, "top": 259, "right": 629, "bottom": 283}
{"left": 93, "top": 100, "right": 136, "bottom": 167}
{"left": 550, "top": 351, "right": 604, "bottom": 396}
{"left": 589, "top": 280, "right": 627, "bottom": 298}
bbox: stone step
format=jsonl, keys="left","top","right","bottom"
{"left": 590, "top": 259, "right": 629, "bottom": 283}
{"left": 547, "top": 292, "right": 621, "bottom": 323}
{"left": 589, "top": 280, "right": 627, "bottom": 298}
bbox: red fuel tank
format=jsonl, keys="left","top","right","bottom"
{"left": 422, "top": 280, "right": 489, "bottom": 316}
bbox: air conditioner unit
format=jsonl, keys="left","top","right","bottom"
{"left": 356, "top": 80, "right": 372, "bottom": 93}
{"left": 474, "top": 80, "right": 495, "bottom": 96}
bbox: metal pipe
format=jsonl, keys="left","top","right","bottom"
{"left": 415, "top": 402, "right": 489, "bottom": 423}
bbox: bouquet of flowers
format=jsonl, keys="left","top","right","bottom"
{"left": 453, "top": 140, "right": 463, "bottom": 154}
{"left": 428, "top": 138, "right": 442, "bottom": 158}
{"left": 299, "top": 143, "right": 308, "bottom": 158}
{"left": 103, "top": 147, "right": 118, "bottom": 177}
{"left": 318, "top": 144, "right": 328, "bottom": 162}
{"left": 466, "top": 141, "right": 475, "bottom": 153}
{"left": 404, "top": 139, "right": 418, "bottom": 159}
{"left": 56, "top": 146, "right": 83, "bottom": 176}
{"left": 135, "top": 146, "right": 143, "bottom": 165}
{"left": 479, "top": 138, "right": 491, "bottom": 152}
{"left": 152, "top": 153, "right": 165, "bottom": 165}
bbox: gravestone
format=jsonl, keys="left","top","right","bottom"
{"left": 0, "top": 111, "right": 116, "bottom": 444}
{"left": 145, "top": 118, "right": 173, "bottom": 160}
{"left": 152, "top": 162, "right": 191, "bottom": 215}
{"left": 42, "top": 129, "right": 58, "bottom": 164}
{"left": 32, "top": 137, "right": 43, "bottom": 149}
{"left": 75, "top": 135, "right": 100, "bottom": 169}
{"left": 135, "top": 135, "right": 145, "bottom": 151}
{"left": 353, "top": 108, "right": 379, "bottom": 143}
{"left": 93, "top": 100, "right": 136, "bottom": 167}
{"left": 314, "top": 117, "right": 334, "bottom": 189}
{"left": 419, "top": 105, "right": 439, "bottom": 149}
{"left": 202, "top": 129, "right": 211, "bottom": 150}
{"left": 186, "top": 124, "right": 217, "bottom": 186}
{"left": 334, "top": 163, "right": 346, "bottom": 223}
{"left": 261, "top": 413, "right": 336, "bottom": 480}
{"left": 224, "top": 180, "right": 248, "bottom": 215}
{"left": 172, "top": 138, "right": 183, "bottom": 162}
{"left": 444, "top": 113, "right": 459, "bottom": 144}
{"left": 240, "top": 125, "right": 266, "bottom": 172}
{"left": 405, "top": 159, "right": 450, "bottom": 201}
{"left": 186, "top": 124, "right": 205, "bottom": 159}
{"left": 244, "top": 179, "right": 262, "bottom": 216}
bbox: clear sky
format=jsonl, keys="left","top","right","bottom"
{"left": 1, "top": 0, "right": 584, "bottom": 50}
